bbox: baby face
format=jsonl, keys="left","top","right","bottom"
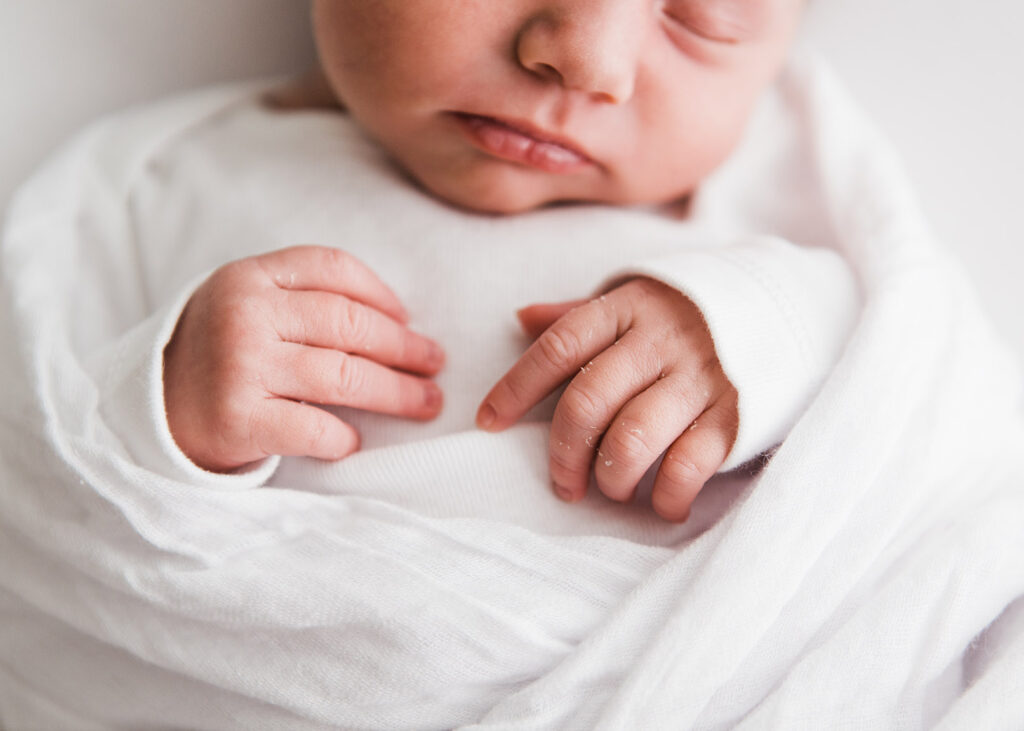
{"left": 312, "top": 0, "right": 804, "bottom": 214}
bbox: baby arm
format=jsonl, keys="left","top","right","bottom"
{"left": 164, "top": 245, "right": 445, "bottom": 472}
{"left": 477, "top": 277, "right": 736, "bottom": 522}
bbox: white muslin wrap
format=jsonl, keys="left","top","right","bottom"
{"left": 1, "top": 58, "right": 1022, "bottom": 729}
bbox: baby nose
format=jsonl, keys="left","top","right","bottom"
{"left": 516, "top": 3, "right": 645, "bottom": 104}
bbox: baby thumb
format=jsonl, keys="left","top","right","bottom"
{"left": 516, "top": 299, "right": 587, "bottom": 340}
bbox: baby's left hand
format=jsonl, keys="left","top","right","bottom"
{"left": 477, "top": 277, "right": 738, "bottom": 521}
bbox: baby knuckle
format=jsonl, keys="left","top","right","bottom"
{"left": 660, "top": 451, "right": 706, "bottom": 489}
{"left": 631, "top": 276, "right": 660, "bottom": 297}
{"left": 559, "top": 386, "right": 605, "bottom": 427}
{"left": 661, "top": 371, "right": 703, "bottom": 409}
{"left": 335, "top": 354, "right": 364, "bottom": 397}
{"left": 624, "top": 277, "right": 662, "bottom": 308}
{"left": 251, "top": 254, "right": 284, "bottom": 286}
{"left": 202, "top": 291, "right": 268, "bottom": 347}
{"left": 338, "top": 301, "right": 371, "bottom": 344}
{"left": 536, "top": 327, "right": 585, "bottom": 370}
{"left": 233, "top": 258, "right": 276, "bottom": 291}
{"left": 499, "top": 371, "right": 532, "bottom": 406}
{"left": 628, "top": 331, "right": 662, "bottom": 371}
{"left": 605, "top": 424, "right": 655, "bottom": 465}
{"left": 209, "top": 259, "right": 247, "bottom": 287}
{"left": 580, "top": 296, "right": 609, "bottom": 319}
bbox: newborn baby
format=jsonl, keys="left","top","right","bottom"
{"left": 165, "top": 0, "right": 825, "bottom": 522}
{"left": 23, "top": 3, "right": 1013, "bottom": 728}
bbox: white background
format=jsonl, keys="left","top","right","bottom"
{"left": 801, "top": 0, "right": 1024, "bottom": 367}
{"left": 1, "top": 0, "right": 1021, "bottom": 363}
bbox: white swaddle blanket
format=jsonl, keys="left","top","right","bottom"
{"left": 1, "top": 57, "right": 1023, "bottom": 729}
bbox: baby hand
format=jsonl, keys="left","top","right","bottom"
{"left": 164, "top": 246, "right": 444, "bottom": 472}
{"left": 477, "top": 277, "right": 737, "bottom": 521}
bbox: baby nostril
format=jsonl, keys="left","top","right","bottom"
{"left": 534, "top": 62, "right": 564, "bottom": 84}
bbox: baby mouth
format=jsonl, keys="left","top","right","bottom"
{"left": 451, "top": 113, "right": 593, "bottom": 174}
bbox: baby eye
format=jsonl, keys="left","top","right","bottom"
{"left": 661, "top": 0, "right": 745, "bottom": 44}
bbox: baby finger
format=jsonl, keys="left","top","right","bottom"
{"left": 250, "top": 398, "right": 361, "bottom": 462}
{"left": 652, "top": 395, "right": 738, "bottom": 522}
{"left": 266, "top": 342, "right": 443, "bottom": 420}
{"left": 593, "top": 371, "right": 709, "bottom": 503}
{"left": 477, "top": 296, "right": 620, "bottom": 432}
{"left": 548, "top": 328, "right": 661, "bottom": 501}
{"left": 260, "top": 245, "right": 409, "bottom": 323}
{"left": 275, "top": 289, "right": 445, "bottom": 375}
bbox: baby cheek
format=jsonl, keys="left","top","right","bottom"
{"left": 613, "top": 126, "right": 722, "bottom": 204}
{"left": 628, "top": 93, "right": 752, "bottom": 201}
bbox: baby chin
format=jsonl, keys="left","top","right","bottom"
{"left": 413, "top": 162, "right": 582, "bottom": 215}
{"left": 396, "top": 140, "right": 700, "bottom": 215}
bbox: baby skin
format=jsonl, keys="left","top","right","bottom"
{"left": 164, "top": 0, "right": 805, "bottom": 521}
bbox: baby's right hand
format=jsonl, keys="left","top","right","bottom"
{"left": 163, "top": 246, "right": 445, "bottom": 472}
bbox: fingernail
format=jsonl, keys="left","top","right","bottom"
{"left": 424, "top": 382, "right": 442, "bottom": 411}
{"left": 553, "top": 484, "right": 575, "bottom": 502}
{"left": 476, "top": 403, "right": 497, "bottom": 431}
